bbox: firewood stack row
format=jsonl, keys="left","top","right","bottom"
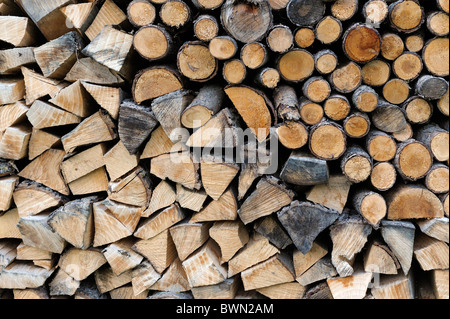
{"left": 0, "top": 0, "right": 449, "bottom": 300}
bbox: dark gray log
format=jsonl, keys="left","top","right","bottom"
{"left": 253, "top": 215, "right": 292, "bottom": 250}
{"left": 280, "top": 151, "right": 329, "bottom": 186}
{"left": 277, "top": 201, "right": 340, "bottom": 255}
{"left": 118, "top": 99, "right": 159, "bottom": 154}
{"left": 415, "top": 75, "right": 449, "bottom": 100}
{"left": 371, "top": 101, "right": 408, "bottom": 133}
{"left": 286, "top": 0, "right": 326, "bottom": 27}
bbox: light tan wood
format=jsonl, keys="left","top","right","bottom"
{"left": 393, "top": 52, "right": 423, "bottom": 82}
{"left": 381, "top": 33, "right": 404, "bottom": 61}
{"left": 60, "top": 2, "right": 97, "bottom": 34}
{"left": 193, "top": 15, "right": 218, "bottom": 42}
{"left": 102, "top": 238, "right": 143, "bottom": 276}
{"left": 21, "top": 66, "right": 67, "bottom": 105}
{"left": 417, "top": 217, "right": 449, "bottom": 243}
{"left": 28, "top": 129, "right": 60, "bottom": 161}
{"left": 150, "top": 152, "right": 201, "bottom": 190}
{"left": 92, "top": 201, "right": 133, "bottom": 247}
{"left": 17, "top": 212, "right": 67, "bottom": 254}
{"left": 423, "top": 37, "right": 449, "bottom": 77}
{"left": 143, "top": 180, "right": 176, "bottom": 218}
{"left": 18, "top": 149, "right": 68, "bottom": 195}
{"left": 223, "top": 59, "right": 247, "bottom": 85}
{"left": 306, "top": 174, "right": 352, "bottom": 213}
{"left": 0, "top": 78, "right": 25, "bottom": 106}
{"left": 414, "top": 234, "right": 449, "bottom": 271}
{"left": 33, "top": 31, "right": 84, "bottom": 79}
{"left": 176, "top": 184, "right": 208, "bottom": 213}
{"left": 364, "top": 241, "right": 400, "bottom": 275}
{"left": 293, "top": 241, "right": 328, "bottom": 279}
{"left": 405, "top": 34, "right": 424, "bottom": 52}
{"left": 299, "top": 100, "right": 324, "bottom": 125}
{"left": 133, "top": 66, "right": 183, "bottom": 104}
{"left": 0, "top": 240, "right": 18, "bottom": 268}
{"left": 109, "top": 285, "right": 147, "bottom": 299}
{"left": 432, "top": 269, "right": 449, "bottom": 299}
{"left": 327, "top": 271, "right": 372, "bottom": 299}
{"left": 85, "top": 0, "right": 127, "bottom": 41}
{"left": 61, "top": 111, "right": 116, "bottom": 154}
{"left": 0, "top": 262, "right": 55, "bottom": 289}
{"left": 58, "top": 247, "right": 106, "bottom": 281}
{"left": 127, "top": 0, "right": 156, "bottom": 28}
{"left": 278, "top": 49, "right": 314, "bottom": 83}
{"left": 228, "top": 233, "right": 279, "bottom": 277}
{"left": 330, "top": 61, "right": 362, "bottom": 93}
{"left": 371, "top": 273, "right": 415, "bottom": 299}
{"left": 362, "top": 59, "right": 391, "bottom": 87}
{"left": 201, "top": 157, "right": 239, "bottom": 201}
{"left": 16, "top": 243, "right": 52, "bottom": 261}
{"left": 191, "top": 277, "right": 239, "bottom": 300}
{"left": 209, "top": 220, "right": 249, "bottom": 264}
{"left": 82, "top": 82, "right": 123, "bottom": 120}
{"left": 134, "top": 203, "right": 185, "bottom": 240}
{"left": 65, "top": 57, "right": 124, "bottom": 86}
{"left": 294, "top": 27, "right": 315, "bottom": 48}
{"left": 141, "top": 125, "right": 186, "bottom": 159}
{"left": 186, "top": 108, "right": 236, "bottom": 148}
{"left": 94, "top": 266, "right": 133, "bottom": 294}
{"left": 27, "top": 100, "right": 80, "bottom": 129}
{"left": 389, "top": 0, "right": 425, "bottom": 33}
{"left": 331, "top": 0, "right": 358, "bottom": 21}
{"left": 181, "top": 239, "right": 227, "bottom": 288}
{"left": 241, "top": 253, "right": 295, "bottom": 291}
{"left": 12, "top": 181, "right": 66, "bottom": 218}
{"left": 0, "top": 176, "right": 19, "bottom": 212}
{"left": 47, "top": 197, "right": 96, "bottom": 250}
{"left": 370, "top": 162, "right": 397, "bottom": 191}
{"left": 132, "top": 229, "right": 177, "bottom": 273}
{"left": 160, "top": 0, "right": 191, "bottom": 28}
{"left": 309, "top": 121, "right": 347, "bottom": 160}
{"left": 330, "top": 214, "right": 372, "bottom": 277}
{"left": 239, "top": 177, "right": 294, "bottom": 225}
{"left": 177, "top": 41, "right": 217, "bottom": 82}
{"left": 131, "top": 260, "right": 161, "bottom": 296}
{"left": 0, "top": 209, "right": 21, "bottom": 239}
{"left": 209, "top": 36, "right": 238, "bottom": 60}
{"left": 324, "top": 95, "right": 350, "bottom": 121}
{"left": 224, "top": 86, "right": 273, "bottom": 142}
{"left": 150, "top": 258, "right": 190, "bottom": 293}
{"left": 68, "top": 167, "right": 109, "bottom": 196}
{"left": 190, "top": 188, "right": 238, "bottom": 223}
{"left": 0, "top": 16, "right": 37, "bottom": 47}
{"left": 48, "top": 80, "right": 93, "bottom": 117}
{"left": 387, "top": 184, "right": 444, "bottom": 221}
{"left": 82, "top": 25, "right": 134, "bottom": 80}
{"left": 169, "top": 222, "right": 211, "bottom": 262}
{"left": 257, "top": 282, "right": 306, "bottom": 299}
{"left": 296, "top": 257, "right": 337, "bottom": 286}
{"left": 267, "top": 25, "right": 294, "bottom": 53}
{"left": 108, "top": 167, "right": 151, "bottom": 207}
{"left": 39, "top": 267, "right": 69, "bottom": 291}
{"left": 103, "top": 141, "right": 139, "bottom": 182}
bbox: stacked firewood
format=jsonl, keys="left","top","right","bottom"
{"left": 0, "top": 0, "right": 449, "bottom": 300}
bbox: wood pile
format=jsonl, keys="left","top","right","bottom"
{"left": 0, "top": 0, "right": 449, "bottom": 300}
